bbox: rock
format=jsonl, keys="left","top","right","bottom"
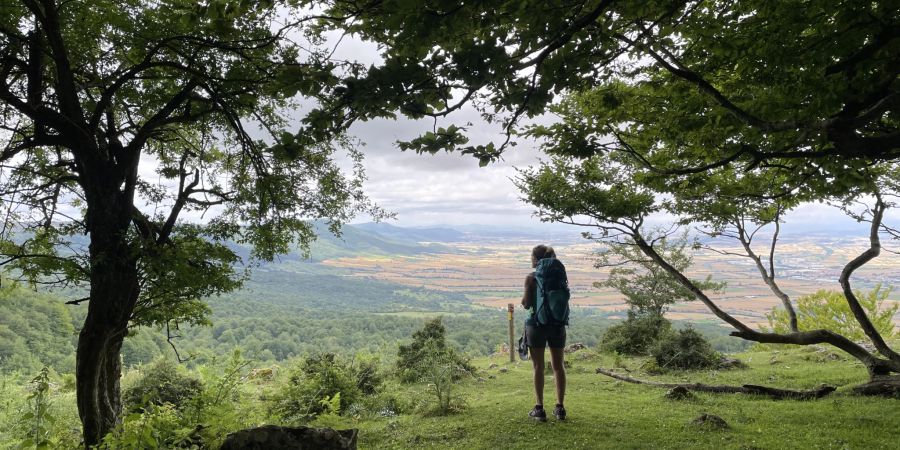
{"left": 488, "top": 375, "right": 496, "bottom": 379}
{"left": 717, "top": 357, "right": 748, "bottom": 370}
{"left": 498, "top": 367, "right": 508, "bottom": 373}
{"left": 664, "top": 386, "right": 695, "bottom": 400}
{"left": 219, "top": 425, "right": 358, "bottom": 450}
{"left": 564, "top": 343, "right": 587, "bottom": 353}
{"left": 476, "top": 377, "right": 487, "bottom": 383}
{"left": 488, "top": 363, "right": 498, "bottom": 369}
{"left": 691, "top": 413, "right": 728, "bottom": 429}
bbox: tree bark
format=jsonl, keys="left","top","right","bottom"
{"left": 595, "top": 368, "right": 836, "bottom": 400}
{"left": 850, "top": 377, "right": 900, "bottom": 398}
{"left": 76, "top": 194, "right": 140, "bottom": 447}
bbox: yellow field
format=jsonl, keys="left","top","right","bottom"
{"left": 321, "top": 237, "right": 900, "bottom": 327}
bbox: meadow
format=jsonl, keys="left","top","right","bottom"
{"left": 2, "top": 344, "right": 897, "bottom": 449}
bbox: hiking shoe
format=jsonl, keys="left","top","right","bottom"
{"left": 529, "top": 406, "right": 547, "bottom": 422}
{"left": 553, "top": 405, "right": 566, "bottom": 420}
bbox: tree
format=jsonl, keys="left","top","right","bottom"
{"left": 317, "top": 0, "right": 899, "bottom": 387}
{"left": 0, "top": 1, "right": 386, "bottom": 445}
{"left": 594, "top": 230, "right": 723, "bottom": 317}
{"left": 315, "top": 0, "right": 898, "bottom": 167}
{"left": 516, "top": 154, "right": 900, "bottom": 386}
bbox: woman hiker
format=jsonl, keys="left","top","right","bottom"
{"left": 521, "top": 244, "right": 568, "bottom": 422}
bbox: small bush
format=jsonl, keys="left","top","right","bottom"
{"left": 652, "top": 327, "right": 720, "bottom": 370}
{"left": 600, "top": 313, "right": 671, "bottom": 355}
{"left": 123, "top": 358, "right": 203, "bottom": 413}
{"left": 102, "top": 403, "right": 197, "bottom": 449}
{"left": 415, "top": 341, "right": 470, "bottom": 415}
{"left": 353, "top": 353, "right": 384, "bottom": 395}
{"left": 397, "top": 317, "right": 474, "bottom": 383}
{"left": 269, "top": 353, "right": 382, "bottom": 423}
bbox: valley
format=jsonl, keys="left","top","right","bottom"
{"left": 320, "top": 233, "right": 900, "bottom": 327}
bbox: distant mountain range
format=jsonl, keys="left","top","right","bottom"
{"left": 354, "top": 222, "right": 468, "bottom": 242}
{"left": 355, "top": 221, "right": 584, "bottom": 243}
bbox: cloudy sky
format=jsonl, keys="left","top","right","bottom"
{"left": 344, "top": 118, "right": 887, "bottom": 236}
{"left": 344, "top": 110, "right": 547, "bottom": 227}
{"left": 321, "top": 31, "right": 892, "bottom": 235}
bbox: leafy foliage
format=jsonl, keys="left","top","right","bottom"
{"left": 596, "top": 231, "right": 724, "bottom": 316}
{"left": 765, "top": 286, "right": 899, "bottom": 342}
{"left": 122, "top": 359, "right": 203, "bottom": 413}
{"left": 1, "top": 0, "right": 392, "bottom": 440}
{"left": 269, "top": 353, "right": 381, "bottom": 423}
{"left": 414, "top": 341, "right": 470, "bottom": 416}
{"left": 652, "top": 327, "right": 721, "bottom": 371}
{"left": 600, "top": 313, "right": 672, "bottom": 356}
{"left": 318, "top": 0, "right": 899, "bottom": 177}
{"left": 100, "top": 403, "right": 196, "bottom": 450}
{"left": 17, "top": 368, "right": 55, "bottom": 450}
{"left": 396, "top": 318, "right": 474, "bottom": 383}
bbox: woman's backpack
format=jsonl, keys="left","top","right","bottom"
{"left": 533, "top": 257, "right": 570, "bottom": 326}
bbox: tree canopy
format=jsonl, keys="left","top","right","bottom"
{"left": 0, "top": 0, "right": 388, "bottom": 444}
{"left": 318, "top": 0, "right": 898, "bottom": 171}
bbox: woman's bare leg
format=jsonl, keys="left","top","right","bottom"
{"left": 530, "top": 346, "right": 545, "bottom": 405}
{"left": 549, "top": 346, "right": 566, "bottom": 406}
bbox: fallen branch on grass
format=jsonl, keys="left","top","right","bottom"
{"left": 849, "top": 377, "right": 900, "bottom": 398}
{"left": 595, "top": 367, "right": 836, "bottom": 400}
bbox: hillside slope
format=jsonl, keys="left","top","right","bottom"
{"left": 330, "top": 347, "right": 900, "bottom": 449}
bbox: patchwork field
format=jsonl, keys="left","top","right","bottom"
{"left": 321, "top": 236, "right": 900, "bottom": 327}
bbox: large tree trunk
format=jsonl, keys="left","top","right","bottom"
{"left": 76, "top": 196, "right": 140, "bottom": 447}
{"left": 76, "top": 319, "right": 128, "bottom": 446}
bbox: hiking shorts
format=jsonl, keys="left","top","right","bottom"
{"left": 525, "top": 324, "right": 566, "bottom": 349}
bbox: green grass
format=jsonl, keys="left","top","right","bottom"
{"left": 2, "top": 346, "right": 897, "bottom": 449}
{"left": 313, "top": 346, "right": 899, "bottom": 449}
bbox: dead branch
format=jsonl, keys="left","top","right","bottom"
{"left": 850, "top": 377, "right": 900, "bottom": 398}
{"left": 595, "top": 367, "right": 836, "bottom": 400}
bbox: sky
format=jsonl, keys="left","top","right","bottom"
{"left": 341, "top": 114, "right": 887, "bottom": 237}
{"left": 316, "top": 29, "right": 894, "bottom": 235}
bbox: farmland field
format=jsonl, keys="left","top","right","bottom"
{"left": 321, "top": 235, "right": 900, "bottom": 327}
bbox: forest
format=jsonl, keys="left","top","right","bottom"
{"left": 1, "top": 0, "right": 899, "bottom": 448}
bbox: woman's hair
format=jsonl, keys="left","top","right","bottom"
{"left": 532, "top": 244, "right": 556, "bottom": 261}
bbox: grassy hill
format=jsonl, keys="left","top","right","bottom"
{"left": 334, "top": 347, "right": 899, "bottom": 449}
{"left": 2, "top": 345, "right": 897, "bottom": 449}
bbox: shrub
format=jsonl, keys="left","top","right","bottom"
{"left": 600, "top": 313, "right": 671, "bottom": 355}
{"left": 18, "top": 368, "right": 55, "bottom": 449}
{"left": 652, "top": 327, "right": 720, "bottom": 370}
{"left": 101, "top": 403, "right": 196, "bottom": 450}
{"left": 269, "top": 352, "right": 381, "bottom": 423}
{"left": 397, "top": 317, "right": 474, "bottom": 383}
{"left": 353, "top": 353, "right": 384, "bottom": 395}
{"left": 764, "top": 285, "right": 898, "bottom": 341}
{"left": 123, "top": 358, "right": 203, "bottom": 413}
{"left": 415, "top": 341, "right": 470, "bottom": 415}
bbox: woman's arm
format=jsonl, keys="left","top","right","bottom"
{"left": 521, "top": 273, "right": 536, "bottom": 309}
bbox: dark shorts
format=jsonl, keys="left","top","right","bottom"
{"left": 525, "top": 324, "right": 566, "bottom": 349}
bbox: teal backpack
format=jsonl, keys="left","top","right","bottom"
{"left": 533, "top": 257, "right": 570, "bottom": 326}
